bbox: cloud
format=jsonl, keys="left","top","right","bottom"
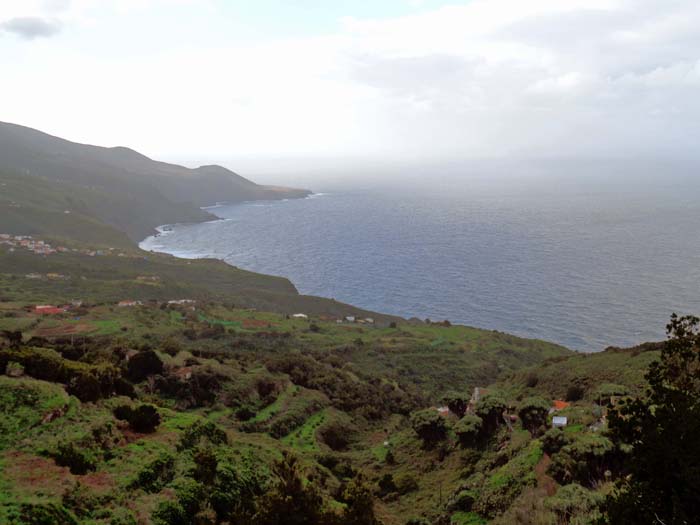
{"left": 1, "top": 0, "right": 700, "bottom": 162}
{"left": 0, "top": 16, "right": 61, "bottom": 39}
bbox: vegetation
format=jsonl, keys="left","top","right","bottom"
{"left": 0, "top": 152, "right": 689, "bottom": 523}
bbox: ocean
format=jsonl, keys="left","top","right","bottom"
{"left": 141, "top": 165, "right": 700, "bottom": 352}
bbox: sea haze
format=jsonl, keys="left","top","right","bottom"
{"left": 142, "top": 163, "right": 700, "bottom": 351}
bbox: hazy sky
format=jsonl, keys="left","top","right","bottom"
{"left": 2, "top": 0, "right": 700, "bottom": 167}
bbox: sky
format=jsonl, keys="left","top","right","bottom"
{"left": 1, "top": 0, "right": 700, "bottom": 175}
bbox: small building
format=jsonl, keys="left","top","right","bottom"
{"left": 552, "top": 416, "right": 568, "bottom": 428}
{"left": 345, "top": 316, "right": 356, "bottom": 322}
{"left": 118, "top": 300, "right": 142, "bottom": 307}
{"left": 292, "top": 313, "right": 308, "bottom": 319}
{"left": 550, "top": 400, "right": 570, "bottom": 414}
{"left": 35, "top": 305, "right": 66, "bottom": 315}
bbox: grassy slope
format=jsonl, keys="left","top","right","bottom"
{"left": 0, "top": 296, "right": 574, "bottom": 524}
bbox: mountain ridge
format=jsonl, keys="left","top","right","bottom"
{"left": 0, "top": 121, "right": 311, "bottom": 240}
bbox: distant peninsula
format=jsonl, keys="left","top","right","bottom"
{"left": 0, "top": 121, "right": 311, "bottom": 241}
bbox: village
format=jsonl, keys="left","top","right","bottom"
{"left": 0, "top": 233, "right": 131, "bottom": 258}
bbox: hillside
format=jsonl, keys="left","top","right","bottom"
{"left": 0, "top": 122, "right": 310, "bottom": 240}
{"left": 0, "top": 290, "right": 571, "bottom": 524}
{"left": 0, "top": 284, "right": 677, "bottom": 525}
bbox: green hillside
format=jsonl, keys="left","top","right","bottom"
{"left": 0, "top": 122, "right": 310, "bottom": 240}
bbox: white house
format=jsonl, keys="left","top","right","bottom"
{"left": 292, "top": 313, "right": 308, "bottom": 319}
{"left": 552, "top": 416, "right": 568, "bottom": 428}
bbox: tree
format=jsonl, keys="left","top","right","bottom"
{"left": 517, "top": 397, "right": 549, "bottom": 435}
{"left": 475, "top": 395, "right": 506, "bottom": 435}
{"left": 342, "top": 475, "right": 379, "bottom": 525}
{"left": 126, "top": 350, "right": 163, "bottom": 382}
{"left": 454, "top": 414, "right": 483, "bottom": 448}
{"left": 604, "top": 314, "right": 700, "bottom": 524}
{"left": 410, "top": 409, "right": 448, "bottom": 447}
{"left": 442, "top": 391, "right": 470, "bottom": 418}
{"left": 253, "top": 452, "right": 330, "bottom": 525}
{"left": 113, "top": 403, "right": 161, "bottom": 433}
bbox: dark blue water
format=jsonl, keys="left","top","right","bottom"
{"left": 141, "top": 172, "right": 700, "bottom": 351}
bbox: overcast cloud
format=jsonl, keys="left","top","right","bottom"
{"left": 0, "top": 0, "right": 699, "bottom": 166}
{"left": 0, "top": 16, "right": 61, "bottom": 39}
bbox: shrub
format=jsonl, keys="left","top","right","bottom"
{"left": 593, "top": 383, "right": 629, "bottom": 406}
{"left": 442, "top": 391, "right": 470, "bottom": 418}
{"left": 51, "top": 442, "right": 97, "bottom": 475}
{"left": 410, "top": 409, "right": 448, "bottom": 446}
{"left": 542, "top": 428, "right": 570, "bottom": 455}
{"left": 545, "top": 483, "right": 603, "bottom": 524}
{"left": 395, "top": 474, "right": 419, "bottom": 495}
{"left": 14, "top": 502, "right": 78, "bottom": 525}
{"left": 113, "top": 404, "right": 161, "bottom": 433}
{"left": 317, "top": 419, "right": 358, "bottom": 451}
{"left": 566, "top": 384, "right": 585, "bottom": 402}
{"left": 548, "top": 434, "right": 616, "bottom": 486}
{"left": 517, "top": 397, "right": 550, "bottom": 436}
{"left": 178, "top": 420, "right": 228, "bottom": 450}
{"left": 130, "top": 452, "right": 175, "bottom": 492}
{"left": 67, "top": 374, "right": 101, "bottom": 402}
{"left": 475, "top": 395, "right": 507, "bottom": 435}
{"left": 524, "top": 372, "right": 539, "bottom": 388}
{"left": 455, "top": 415, "right": 483, "bottom": 448}
{"left": 126, "top": 350, "right": 163, "bottom": 382}
{"left": 377, "top": 474, "right": 397, "bottom": 497}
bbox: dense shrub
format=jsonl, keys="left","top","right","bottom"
{"left": 566, "top": 384, "right": 585, "bottom": 402}
{"left": 67, "top": 374, "right": 102, "bottom": 402}
{"left": 475, "top": 395, "right": 507, "bottom": 435}
{"left": 113, "top": 404, "right": 161, "bottom": 433}
{"left": 178, "top": 420, "right": 228, "bottom": 450}
{"left": 130, "top": 452, "right": 175, "bottom": 492}
{"left": 155, "top": 367, "right": 222, "bottom": 408}
{"left": 394, "top": 474, "right": 419, "bottom": 495}
{"left": 517, "top": 397, "right": 550, "bottom": 435}
{"left": 50, "top": 442, "right": 97, "bottom": 475}
{"left": 126, "top": 350, "right": 163, "bottom": 382}
{"left": 548, "top": 434, "right": 617, "bottom": 487}
{"left": 542, "top": 428, "right": 570, "bottom": 455}
{"left": 455, "top": 415, "right": 483, "bottom": 448}
{"left": 410, "top": 409, "right": 448, "bottom": 446}
{"left": 9, "top": 502, "right": 78, "bottom": 525}
{"left": 442, "top": 391, "right": 470, "bottom": 418}
{"left": 0, "top": 347, "right": 120, "bottom": 400}
{"left": 545, "top": 483, "right": 603, "bottom": 524}
{"left": 317, "top": 419, "right": 358, "bottom": 451}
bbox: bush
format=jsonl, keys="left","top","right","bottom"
{"left": 455, "top": 415, "right": 483, "bottom": 448}
{"left": 548, "top": 434, "right": 617, "bottom": 487}
{"left": 113, "top": 404, "right": 161, "bottom": 433}
{"left": 542, "top": 428, "right": 570, "bottom": 455}
{"left": 50, "top": 442, "right": 97, "bottom": 475}
{"left": 13, "top": 502, "right": 78, "bottom": 525}
{"left": 178, "top": 420, "right": 228, "bottom": 450}
{"left": 317, "top": 419, "right": 358, "bottom": 451}
{"left": 517, "top": 397, "right": 550, "bottom": 435}
{"left": 545, "top": 483, "right": 603, "bottom": 524}
{"left": 524, "top": 372, "right": 539, "bottom": 388}
{"left": 67, "top": 374, "right": 102, "bottom": 402}
{"left": 442, "top": 391, "right": 470, "bottom": 418}
{"left": 475, "top": 395, "right": 507, "bottom": 435}
{"left": 566, "top": 384, "right": 585, "bottom": 402}
{"left": 410, "top": 409, "right": 448, "bottom": 446}
{"left": 130, "top": 452, "right": 175, "bottom": 492}
{"left": 395, "top": 474, "right": 419, "bottom": 495}
{"left": 126, "top": 350, "right": 163, "bottom": 383}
